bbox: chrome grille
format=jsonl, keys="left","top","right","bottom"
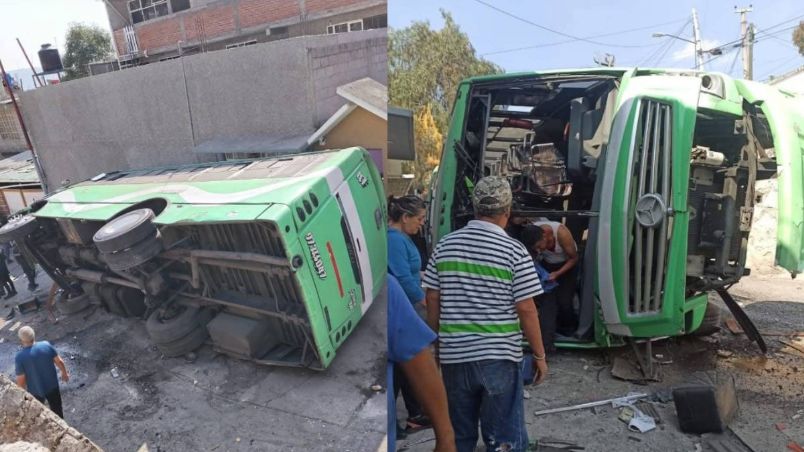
{"left": 630, "top": 100, "right": 672, "bottom": 314}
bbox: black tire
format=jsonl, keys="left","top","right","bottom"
{"left": 156, "top": 326, "right": 209, "bottom": 357}
{"left": 146, "top": 305, "right": 213, "bottom": 344}
{"left": 56, "top": 293, "right": 91, "bottom": 315}
{"left": 93, "top": 209, "right": 157, "bottom": 254}
{"left": 692, "top": 303, "right": 722, "bottom": 336}
{"left": 100, "top": 284, "right": 127, "bottom": 317}
{"left": 117, "top": 286, "right": 147, "bottom": 318}
{"left": 0, "top": 215, "right": 39, "bottom": 244}
{"left": 100, "top": 233, "right": 163, "bottom": 271}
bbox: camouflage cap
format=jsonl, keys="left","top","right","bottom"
{"left": 472, "top": 176, "right": 512, "bottom": 212}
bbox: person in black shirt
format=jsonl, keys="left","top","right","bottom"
{"left": 0, "top": 250, "right": 17, "bottom": 299}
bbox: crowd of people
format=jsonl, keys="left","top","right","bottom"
{"left": 388, "top": 176, "right": 580, "bottom": 452}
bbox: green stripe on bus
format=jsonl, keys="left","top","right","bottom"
{"left": 436, "top": 261, "right": 512, "bottom": 280}
{"left": 440, "top": 322, "right": 521, "bottom": 334}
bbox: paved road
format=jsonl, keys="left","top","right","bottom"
{"left": 1, "top": 264, "right": 388, "bottom": 452}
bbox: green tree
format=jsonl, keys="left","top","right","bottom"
{"left": 409, "top": 105, "right": 443, "bottom": 191}
{"left": 794, "top": 22, "right": 804, "bottom": 56}
{"left": 62, "top": 24, "right": 113, "bottom": 80}
{"left": 389, "top": 10, "right": 502, "bottom": 188}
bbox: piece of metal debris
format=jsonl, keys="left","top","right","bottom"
{"left": 534, "top": 392, "right": 648, "bottom": 416}
{"left": 110, "top": 367, "right": 119, "bottom": 378}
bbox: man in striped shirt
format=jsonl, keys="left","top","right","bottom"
{"left": 423, "top": 176, "right": 548, "bottom": 452}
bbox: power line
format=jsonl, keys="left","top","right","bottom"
{"left": 480, "top": 18, "right": 686, "bottom": 57}
{"left": 727, "top": 45, "right": 742, "bottom": 75}
{"left": 759, "top": 61, "right": 803, "bottom": 81}
{"left": 637, "top": 19, "right": 690, "bottom": 66}
{"left": 472, "top": 0, "right": 656, "bottom": 48}
{"left": 706, "top": 15, "right": 804, "bottom": 54}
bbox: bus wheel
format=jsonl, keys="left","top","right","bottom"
{"left": 691, "top": 303, "right": 722, "bottom": 336}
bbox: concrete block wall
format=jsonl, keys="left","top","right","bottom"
{"left": 20, "top": 29, "right": 387, "bottom": 191}
{"left": 21, "top": 59, "right": 195, "bottom": 188}
{"left": 309, "top": 31, "right": 387, "bottom": 124}
{"left": 183, "top": 37, "right": 313, "bottom": 144}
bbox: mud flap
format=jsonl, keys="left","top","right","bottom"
{"left": 715, "top": 288, "right": 767, "bottom": 354}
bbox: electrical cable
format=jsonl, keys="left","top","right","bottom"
{"left": 727, "top": 46, "right": 742, "bottom": 75}
{"left": 472, "top": 0, "right": 658, "bottom": 48}
{"left": 480, "top": 18, "right": 687, "bottom": 57}
{"left": 638, "top": 19, "right": 690, "bottom": 67}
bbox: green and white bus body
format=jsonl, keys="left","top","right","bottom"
{"left": 7, "top": 147, "right": 386, "bottom": 369}
{"left": 428, "top": 68, "right": 804, "bottom": 348}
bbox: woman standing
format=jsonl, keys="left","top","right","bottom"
{"left": 387, "top": 195, "right": 431, "bottom": 435}
{"left": 387, "top": 195, "right": 427, "bottom": 307}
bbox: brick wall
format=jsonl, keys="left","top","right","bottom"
{"left": 113, "top": 28, "right": 127, "bottom": 55}
{"left": 238, "top": 0, "right": 301, "bottom": 29}
{"left": 184, "top": 3, "right": 237, "bottom": 41}
{"left": 114, "top": 0, "right": 383, "bottom": 59}
{"left": 137, "top": 17, "right": 183, "bottom": 51}
{"left": 306, "top": 0, "right": 367, "bottom": 14}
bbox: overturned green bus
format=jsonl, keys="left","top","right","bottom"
{"left": 428, "top": 68, "right": 803, "bottom": 349}
{"left": 1, "top": 147, "right": 386, "bottom": 369}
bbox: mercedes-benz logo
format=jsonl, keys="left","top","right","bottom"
{"left": 635, "top": 193, "right": 666, "bottom": 228}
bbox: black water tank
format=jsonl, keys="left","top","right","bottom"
{"left": 38, "top": 44, "right": 63, "bottom": 73}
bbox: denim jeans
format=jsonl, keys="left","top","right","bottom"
{"left": 441, "top": 359, "right": 527, "bottom": 452}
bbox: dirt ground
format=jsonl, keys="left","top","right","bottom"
{"left": 0, "top": 262, "right": 387, "bottom": 452}
{"left": 398, "top": 273, "right": 804, "bottom": 452}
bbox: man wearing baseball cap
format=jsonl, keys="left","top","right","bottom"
{"left": 423, "top": 176, "right": 548, "bottom": 452}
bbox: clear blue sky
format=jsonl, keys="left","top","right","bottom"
{"left": 389, "top": 0, "right": 804, "bottom": 81}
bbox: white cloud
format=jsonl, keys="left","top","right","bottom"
{"left": 671, "top": 39, "right": 721, "bottom": 62}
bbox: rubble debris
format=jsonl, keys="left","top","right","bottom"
{"left": 778, "top": 339, "right": 804, "bottom": 355}
{"left": 617, "top": 405, "right": 656, "bottom": 433}
{"left": 370, "top": 384, "right": 383, "bottom": 392}
{"left": 110, "top": 368, "right": 120, "bottom": 378}
{"left": 701, "top": 431, "right": 756, "bottom": 452}
{"left": 725, "top": 318, "right": 744, "bottom": 335}
{"left": 717, "top": 350, "right": 734, "bottom": 358}
{"left": 0, "top": 374, "right": 101, "bottom": 451}
{"left": 611, "top": 356, "right": 660, "bottom": 383}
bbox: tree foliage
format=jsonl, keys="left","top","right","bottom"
{"left": 62, "top": 24, "right": 113, "bottom": 81}
{"left": 389, "top": 10, "right": 502, "bottom": 190}
{"left": 794, "top": 22, "right": 804, "bottom": 57}
{"left": 407, "top": 105, "right": 443, "bottom": 191}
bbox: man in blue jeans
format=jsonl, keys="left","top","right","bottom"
{"left": 424, "top": 176, "right": 549, "bottom": 452}
{"left": 387, "top": 275, "right": 455, "bottom": 452}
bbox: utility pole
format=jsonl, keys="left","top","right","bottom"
{"left": 736, "top": 5, "right": 754, "bottom": 80}
{"left": 691, "top": 8, "right": 705, "bottom": 70}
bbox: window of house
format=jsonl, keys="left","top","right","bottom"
{"left": 327, "top": 20, "right": 363, "bottom": 34}
{"left": 170, "top": 0, "right": 190, "bottom": 13}
{"left": 362, "top": 14, "right": 387, "bottom": 30}
{"left": 269, "top": 26, "right": 289, "bottom": 36}
{"left": 129, "top": 0, "right": 170, "bottom": 24}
